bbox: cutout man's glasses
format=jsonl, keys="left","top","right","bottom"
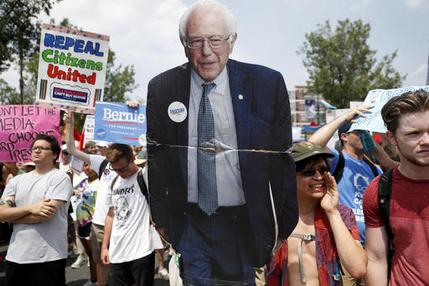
{"left": 185, "top": 34, "right": 231, "bottom": 49}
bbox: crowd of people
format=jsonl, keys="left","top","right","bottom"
{"left": 267, "top": 89, "right": 429, "bottom": 286}
{"left": 0, "top": 0, "right": 429, "bottom": 286}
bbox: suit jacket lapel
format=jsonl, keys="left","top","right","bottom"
{"left": 175, "top": 64, "right": 191, "bottom": 185}
{"left": 227, "top": 60, "right": 252, "bottom": 174}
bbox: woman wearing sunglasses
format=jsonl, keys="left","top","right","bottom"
{"left": 267, "top": 141, "right": 367, "bottom": 286}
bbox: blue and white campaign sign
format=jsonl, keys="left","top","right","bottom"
{"left": 350, "top": 85, "right": 429, "bottom": 133}
{"left": 94, "top": 102, "right": 146, "bottom": 146}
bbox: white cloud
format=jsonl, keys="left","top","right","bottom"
{"left": 405, "top": 0, "right": 429, "bottom": 8}
{"left": 404, "top": 63, "right": 428, "bottom": 86}
{"left": 349, "top": 0, "right": 370, "bottom": 11}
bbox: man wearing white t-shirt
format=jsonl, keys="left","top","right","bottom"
{"left": 100, "top": 143, "right": 155, "bottom": 286}
{"left": 0, "top": 134, "right": 73, "bottom": 286}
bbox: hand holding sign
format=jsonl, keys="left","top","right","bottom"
{"left": 345, "top": 104, "right": 373, "bottom": 124}
{"left": 351, "top": 86, "right": 429, "bottom": 133}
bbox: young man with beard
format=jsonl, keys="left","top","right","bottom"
{"left": 364, "top": 90, "right": 429, "bottom": 285}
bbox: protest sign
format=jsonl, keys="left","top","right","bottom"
{"left": 36, "top": 24, "right": 110, "bottom": 114}
{"left": 0, "top": 105, "right": 61, "bottom": 162}
{"left": 83, "top": 115, "right": 95, "bottom": 145}
{"left": 351, "top": 86, "right": 429, "bottom": 133}
{"left": 94, "top": 102, "right": 146, "bottom": 146}
{"left": 349, "top": 101, "right": 363, "bottom": 109}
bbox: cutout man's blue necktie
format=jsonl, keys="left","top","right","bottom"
{"left": 197, "top": 83, "right": 217, "bottom": 215}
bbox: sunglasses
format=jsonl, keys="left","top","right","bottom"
{"left": 298, "top": 166, "right": 329, "bottom": 177}
{"left": 109, "top": 162, "right": 130, "bottom": 173}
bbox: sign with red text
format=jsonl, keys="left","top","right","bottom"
{"left": 36, "top": 24, "right": 110, "bottom": 114}
{"left": 0, "top": 105, "right": 61, "bottom": 162}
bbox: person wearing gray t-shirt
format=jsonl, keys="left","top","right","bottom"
{"left": 0, "top": 134, "right": 72, "bottom": 286}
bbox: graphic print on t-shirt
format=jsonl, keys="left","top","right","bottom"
{"left": 112, "top": 183, "right": 136, "bottom": 226}
{"left": 114, "top": 196, "right": 131, "bottom": 222}
{"left": 330, "top": 149, "right": 382, "bottom": 243}
{"left": 351, "top": 173, "right": 370, "bottom": 223}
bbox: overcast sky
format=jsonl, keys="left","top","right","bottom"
{"left": 2, "top": 0, "right": 429, "bottom": 101}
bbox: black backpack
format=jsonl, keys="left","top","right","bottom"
{"left": 377, "top": 168, "right": 394, "bottom": 279}
{"left": 98, "top": 159, "right": 109, "bottom": 180}
{"left": 110, "top": 169, "right": 149, "bottom": 203}
{"left": 332, "top": 152, "right": 379, "bottom": 182}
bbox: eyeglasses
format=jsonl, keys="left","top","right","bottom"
{"left": 31, "top": 146, "right": 52, "bottom": 152}
{"left": 185, "top": 34, "right": 231, "bottom": 49}
{"left": 298, "top": 166, "right": 329, "bottom": 177}
{"left": 109, "top": 162, "right": 130, "bottom": 173}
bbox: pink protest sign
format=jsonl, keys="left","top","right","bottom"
{"left": 0, "top": 105, "right": 61, "bottom": 162}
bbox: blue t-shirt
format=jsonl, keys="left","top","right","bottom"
{"left": 329, "top": 149, "right": 382, "bottom": 243}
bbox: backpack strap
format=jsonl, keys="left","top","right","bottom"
{"left": 363, "top": 155, "right": 379, "bottom": 177}
{"left": 136, "top": 169, "right": 159, "bottom": 228}
{"left": 332, "top": 151, "right": 345, "bottom": 182}
{"left": 333, "top": 152, "right": 379, "bottom": 183}
{"left": 377, "top": 168, "right": 394, "bottom": 279}
{"left": 110, "top": 174, "right": 119, "bottom": 191}
{"left": 110, "top": 169, "right": 149, "bottom": 202}
{"left": 136, "top": 169, "right": 149, "bottom": 203}
{"left": 98, "top": 159, "right": 109, "bottom": 180}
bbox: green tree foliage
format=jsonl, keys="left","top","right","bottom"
{"left": 0, "top": 0, "right": 57, "bottom": 103}
{"left": 299, "top": 19, "right": 405, "bottom": 108}
{"left": 0, "top": 79, "right": 19, "bottom": 104}
{"left": 103, "top": 50, "right": 138, "bottom": 102}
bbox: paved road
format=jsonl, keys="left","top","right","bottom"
{"left": 0, "top": 242, "right": 169, "bottom": 286}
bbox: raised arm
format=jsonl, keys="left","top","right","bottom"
{"left": 321, "top": 172, "right": 367, "bottom": 278}
{"left": 365, "top": 226, "right": 389, "bottom": 286}
{"left": 373, "top": 145, "right": 399, "bottom": 171}
{"left": 328, "top": 211, "right": 367, "bottom": 278}
{"left": 309, "top": 105, "right": 370, "bottom": 147}
{"left": 63, "top": 111, "right": 91, "bottom": 164}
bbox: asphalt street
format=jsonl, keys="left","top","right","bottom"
{"left": 0, "top": 242, "right": 169, "bottom": 286}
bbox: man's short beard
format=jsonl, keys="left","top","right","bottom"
{"left": 397, "top": 144, "right": 429, "bottom": 167}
